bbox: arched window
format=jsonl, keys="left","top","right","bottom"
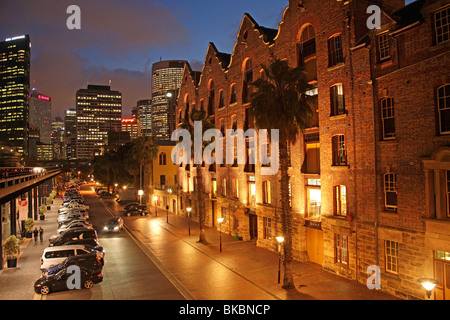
{"left": 230, "top": 84, "right": 237, "bottom": 104}
{"left": 184, "top": 94, "right": 190, "bottom": 120}
{"left": 159, "top": 152, "right": 167, "bottom": 165}
{"left": 298, "top": 24, "right": 316, "bottom": 66}
{"left": 243, "top": 59, "right": 253, "bottom": 104}
{"left": 208, "top": 80, "right": 215, "bottom": 115}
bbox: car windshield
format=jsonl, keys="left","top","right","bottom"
{"left": 57, "top": 258, "right": 69, "bottom": 268}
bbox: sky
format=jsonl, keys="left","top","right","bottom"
{"left": 0, "top": 0, "right": 415, "bottom": 118}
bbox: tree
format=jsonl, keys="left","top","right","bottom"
{"left": 130, "top": 136, "right": 159, "bottom": 202}
{"left": 250, "top": 58, "right": 313, "bottom": 289}
{"left": 178, "top": 109, "right": 215, "bottom": 244}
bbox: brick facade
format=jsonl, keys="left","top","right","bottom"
{"left": 174, "top": 0, "right": 450, "bottom": 300}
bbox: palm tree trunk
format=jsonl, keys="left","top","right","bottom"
{"left": 279, "top": 137, "right": 295, "bottom": 289}
{"left": 196, "top": 164, "right": 207, "bottom": 244}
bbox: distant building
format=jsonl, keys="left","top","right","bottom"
{"left": 64, "top": 108, "right": 77, "bottom": 160}
{"left": 121, "top": 118, "right": 139, "bottom": 140}
{"left": 0, "top": 35, "right": 31, "bottom": 156}
{"left": 151, "top": 60, "right": 186, "bottom": 140}
{"left": 36, "top": 142, "right": 52, "bottom": 161}
{"left": 51, "top": 117, "right": 65, "bottom": 160}
{"left": 29, "top": 89, "right": 52, "bottom": 144}
{"left": 137, "top": 99, "right": 152, "bottom": 137}
{"left": 75, "top": 85, "right": 122, "bottom": 159}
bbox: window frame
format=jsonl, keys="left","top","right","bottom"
{"left": 332, "top": 134, "right": 347, "bottom": 166}
{"left": 384, "top": 172, "right": 398, "bottom": 211}
{"left": 327, "top": 34, "right": 344, "bottom": 67}
{"left": 435, "top": 6, "right": 450, "bottom": 45}
{"left": 437, "top": 85, "right": 450, "bottom": 135}
{"left": 377, "top": 33, "right": 390, "bottom": 62}
{"left": 334, "top": 185, "right": 347, "bottom": 216}
{"left": 381, "top": 97, "right": 395, "bottom": 140}
{"left": 262, "top": 180, "right": 271, "bottom": 204}
{"left": 330, "top": 84, "right": 345, "bottom": 116}
{"left": 385, "top": 240, "right": 399, "bottom": 274}
{"left": 263, "top": 217, "right": 272, "bottom": 240}
{"left": 335, "top": 234, "right": 349, "bottom": 266}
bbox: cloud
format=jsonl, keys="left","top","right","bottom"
{"left": 0, "top": 0, "right": 188, "bottom": 117}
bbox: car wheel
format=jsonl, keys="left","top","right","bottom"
{"left": 40, "top": 286, "right": 51, "bottom": 295}
{"left": 84, "top": 280, "right": 94, "bottom": 289}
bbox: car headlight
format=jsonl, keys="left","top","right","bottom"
{"left": 114, "top": 226, "right": 119, "bottom": 230}
{"left": 104, "top": 227, "right": 108, "bottom": 230}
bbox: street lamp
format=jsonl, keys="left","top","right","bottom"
{"left": 217, "top": 217, "right": 224, "bottom": 252}
{"left": 276, "top": 236, "right": 285, "bottom": 284}
{"left": 166, "top": 205, "right": 169, "bottom": 223}
{"left": 153, "top": 195, "right": 158, "bottom": 217}
{"left": 114, "top": 183, "right": 118, "bottom": 194}
{"left": 138, "top": 190, "right": 144, "bottom": 205}
{"left": 418, "top": 278, "right": 439, "bottom": 300}
{"left": 186, "top": 207, "right": 192, "bottom": 236}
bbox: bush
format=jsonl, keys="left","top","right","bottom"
{"left": 39, "top": 204, "right": 47, "bottom": 216}
{"left": 24, "top": 218, "right": 34, "bottom": 232}
{"left": 4, "top": 235, "right": 20, "bottom": 260}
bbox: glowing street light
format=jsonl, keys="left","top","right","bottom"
{"left": 153, "top": 195, "right": 158, "bottom": 217}
{"left": 186, "top": 207, "right": 192, "bottom": 236}
{"left": 276, "top": 236, "right": 285, "bottom": 284}
{"left": 138, "top": 190, "right": 144, "bottom": 205}
{"left": 418, "top": 278, "right": 439, "bottom": 300}
{"left": 217, "top": 217, "right": 224, "bottom": 253}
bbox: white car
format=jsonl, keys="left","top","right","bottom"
{"left": 57, "top": 221, "right": 93, "bottom": 234}
{"left": 40, "top": 245, "right": 104, "bottom": 271}
{"left": 57, "top": 212, "right": 89, "bottom": 224}
{"left": 58, "top": 203, "right": 89, "bottom": 213}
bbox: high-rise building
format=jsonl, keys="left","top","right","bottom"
{"left": 75, "top": 85, "right": 122, "bottom": 159}
{"left": 64, "top": 108, "right": 77, "bottom": 160}
{"left": 51, "top": 117, "right": 65, "bottom": 160}
{"left": 0, "top": 35, "right": 31, "bottom": 156}
{"left": 121, "top": 118, "right": 139, "bottom": 140}
{"left": 29, "top": 89, "right": 52, "bottom": 144}
{"left": 137, "top": 99, "right": 152, "bottom": 137}
{"left": 151, "top": 60, "right": 186, "bottom": 140}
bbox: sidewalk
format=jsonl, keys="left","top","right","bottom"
{"left": 0, "top": 197, "right": 61, "bottom": 300}
{"left": 123, "top": 206, "right": 398, "bottom": 300}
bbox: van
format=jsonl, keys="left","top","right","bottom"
{"left": 49, "top": 228, "right": 97, "bottom": 247}
{"left": 40, "top": 245, "right": 104, "bottom": 271}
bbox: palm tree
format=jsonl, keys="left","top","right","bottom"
{"left": 178, "top": 109, "right": 215, "bottom": 244}
{"left": 250, "top": 58, "right": 313, "bottom": 289}
{"left": 130, "top": 136, "right": 159, "bottom": 203}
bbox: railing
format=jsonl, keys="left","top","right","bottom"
{"left": 153, "top": 184, "right": 177, "bottom": 193}
{"left": 0, "top": 167, "right": 60, "bottom": 190}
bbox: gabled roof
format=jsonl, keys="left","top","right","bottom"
{"left": 243, "top": 13, "right": 278, "bottom": 44}
{"left": 392, "top": 0, "right": 426, "bottom": 30}
{"left": 207, "top": 42, "right": 231, "bottom": 70}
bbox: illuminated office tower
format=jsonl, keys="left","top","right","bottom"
{"left": 137, "top": 99, "right": 152, "bottom": 137}
{"left": 0, "top": 35, "right": 31, "bottom": 156}
{"left": 151, "top": 60, "right": 186, "bottom": 140}
{"left": 29, "top": 89, "right": 52, "bottom": 144}
{"left": 64, "top": 108, "right": 77, "bottom": 160}
{"left": 75, "top": 85, "right": 122, "bottom": 159}
{"left": 121, "top": 118, "right": 139, "bottom": 140}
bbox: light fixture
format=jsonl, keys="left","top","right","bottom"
{"left": 276, "top": 236, "right": 285, "bottom": 284}
{"left": 418, "top": 278, "right": 439, "bottom": 299}
{"left": 186, "top": 207, "right": 192, "bottom": 235}
{"left": 217, "top": 217, "right": 224, "bottom": 252}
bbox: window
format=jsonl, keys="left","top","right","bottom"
{"left": 328, "top": 34, "right": 343, "bottom": 67}
{"left": 330, "top": 84, "right": 345, "bottom": 116}
{"left": 218, "top": 90, "right": 225, "bottom": 109}
{"left": 222, "top": 178, "right": 227, "bottom": 196}
{"left": 231, "top": 115, "right": 237, "bottom": 131}
{"left": 334, "top": 185, "right": 347, "bottom": 216}
{"left": 243, "top": 59, "right": 253, "bottom": 104}
{"left": 332, "top": 135, "right": 347, "bottom": 166}
{"left": 384, "top": 173, "right": 397, "bottom": 211}
{"left": 378, "top": 33, "right": 390, "bottom": 61}
{"left": 211, "top": 178, "right": 217, "bottom": 198}
{"left": 263, "top": 180, "right": 271, "bottom": 204}
{"left": 335, "top": 234, "right": 348, "bottom": 265}
{"left": 221, "top": 207, "right": 227, "bottom": 223}
{"left": 438, "top": 85, "right": 450, "bottom": 134}
{"left": 447, "top": 171, "right": 450, "bottom": 217}
{"left": 159, "top": 152, "right": 167, "bottom": 165}
{"left": 381, "top": 97, "right": 395, "bottom": 139}
{"left": 160, "top": 175, "right": 166, "bottom": 186}
{"left": 298, "top": 25, "right": 316, "bottom": 66}
{"left": 385, "top": 240, "right": 399, "bottom": 274}
{"left": 263, "top": 217, "right": 272, "bottom": 240}
{"left": 233, "top": 178, "right": 239, "bottom": 198}
{"left": 230, "top": 84, "right": 237, "bottom": 104}
{"left": 220, "top": 118, "right": 225, "bottom": 136}
{"left": 435, "top": 6, "right": 450, "bottom": 44}
{"left": 208, "top": 81, "right": 215, "bottom": 116}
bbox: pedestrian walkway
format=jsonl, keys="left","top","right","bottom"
{"left": 122, "top": 206, "right": 398, "bottom": 300}
{"left": 0, "top": 197, "right": 61, "bottom": 300}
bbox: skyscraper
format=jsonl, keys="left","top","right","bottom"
{"left": 137, "top": 99, "right": 152, "bottom": 137}
{"left": 0, "top": 35, "right": 31, "bottom": 156}
{"left": 75, "top": 85, "right": 122, "bottom": 159}
{"left": 29, "top": 89, "right": 52, "bottom": 144}
{"left": 151, "top": 60, "right": 186, "bottom": 140}
{"left": 64, "top": 108, "right": 77, "bottom": 160}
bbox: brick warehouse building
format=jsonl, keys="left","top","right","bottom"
{"left": 173, "top": 0, "right": 450, "bottom": 300}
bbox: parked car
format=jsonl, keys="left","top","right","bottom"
{"left": 49, "top": 228, "right": 97, "bottom": 247}
{"left": 123, "top": 202, "right": 140, "bottom": 210}
{"left": 57, "top": 212, "right": 89, "bottom": 224}
{"left": 42, "top": 253, "right": 103, "bottom": 276}
{"left": 125, "top": 206, "right": 148, "bottom": 217}
{"left": 41, "top": 245, "right": 104, "bottom": 271}
{"left": 98, "top": 192, "right": 116, "bottom": 199}
{"left": 57, "top": 221, "right": 93, "bottom": 234}
{"left": 103, "top": 217, "right": 124, "bottom": 232}
{"left": 34, "top": 267, "right": 103, "bottom": 295}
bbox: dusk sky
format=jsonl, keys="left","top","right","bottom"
{"left": 0, "top": 0, "right": 415, "bottom": 118}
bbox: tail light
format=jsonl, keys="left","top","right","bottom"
{"left": 40, "top": 258, "right": 43, "bottom": 265}
{"left": 97, "top": 273, "right": 102, "bottom": 277}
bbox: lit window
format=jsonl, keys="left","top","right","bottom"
{"left": 335, "top": 234, "right": 348, "bottom": 265}
{"left": 334, "top": 185, "right": 347, "bottom": 216}
{"left": 378, "top": 33, "right": 390, "bottom": 61}
{"left": 328, "top": 34, "right": 343, "bottom": 67}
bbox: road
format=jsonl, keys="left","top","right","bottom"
{"left": 44, "top": 186, "right": 185, "bottom": 300}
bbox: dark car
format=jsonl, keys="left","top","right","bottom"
{"left": 49, "top": 228, "right": 97, "bottom": 247}
{"left": 98, "top": 192, "right": 116, "bottom": 199}
{"left": 42, "top": 253, "right": 103, "bottom": 276}
{"left": 125, "top": 205, "right": 147, "bottom": 217}
{"left": 34, "top": 267, "right": 103, "bottom": 295}
{"left": 103, "top": 217, "right": 124, "bottom": 232}
{"left": 123, "top": 202, "right": 139, "bottom": 210}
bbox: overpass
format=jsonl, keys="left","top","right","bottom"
{"left": 0, "top": 167, "right": 62, "bottom": 270}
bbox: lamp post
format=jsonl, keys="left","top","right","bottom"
{"left": 153, "top": 196, "right": 158, "bottom": 217}
{"left": 217, "top": 217, "right": 224, "bottom": 252}
{"left": 276, "top": 236, "right": 285, "bottom": 284}
{"left": 186, "top": 207, "right": 192, "bottom": 235}
{"left": 166, "top": 205, "right": 169, "bottom": 223}
{"left": 138, "top": 190, "right": 144, "bottom": 205}
{"left": 114, "top": 183, "right": 118, "bottom": 194}
{"left": 418, "top": 278, "right": 439, "bottom": 300}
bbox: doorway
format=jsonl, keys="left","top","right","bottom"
{"left": 249, "top": 213, "right": 258, "bottom": 239}
{"left": 434, "top": 250, "right": 450, "bottom": 300}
